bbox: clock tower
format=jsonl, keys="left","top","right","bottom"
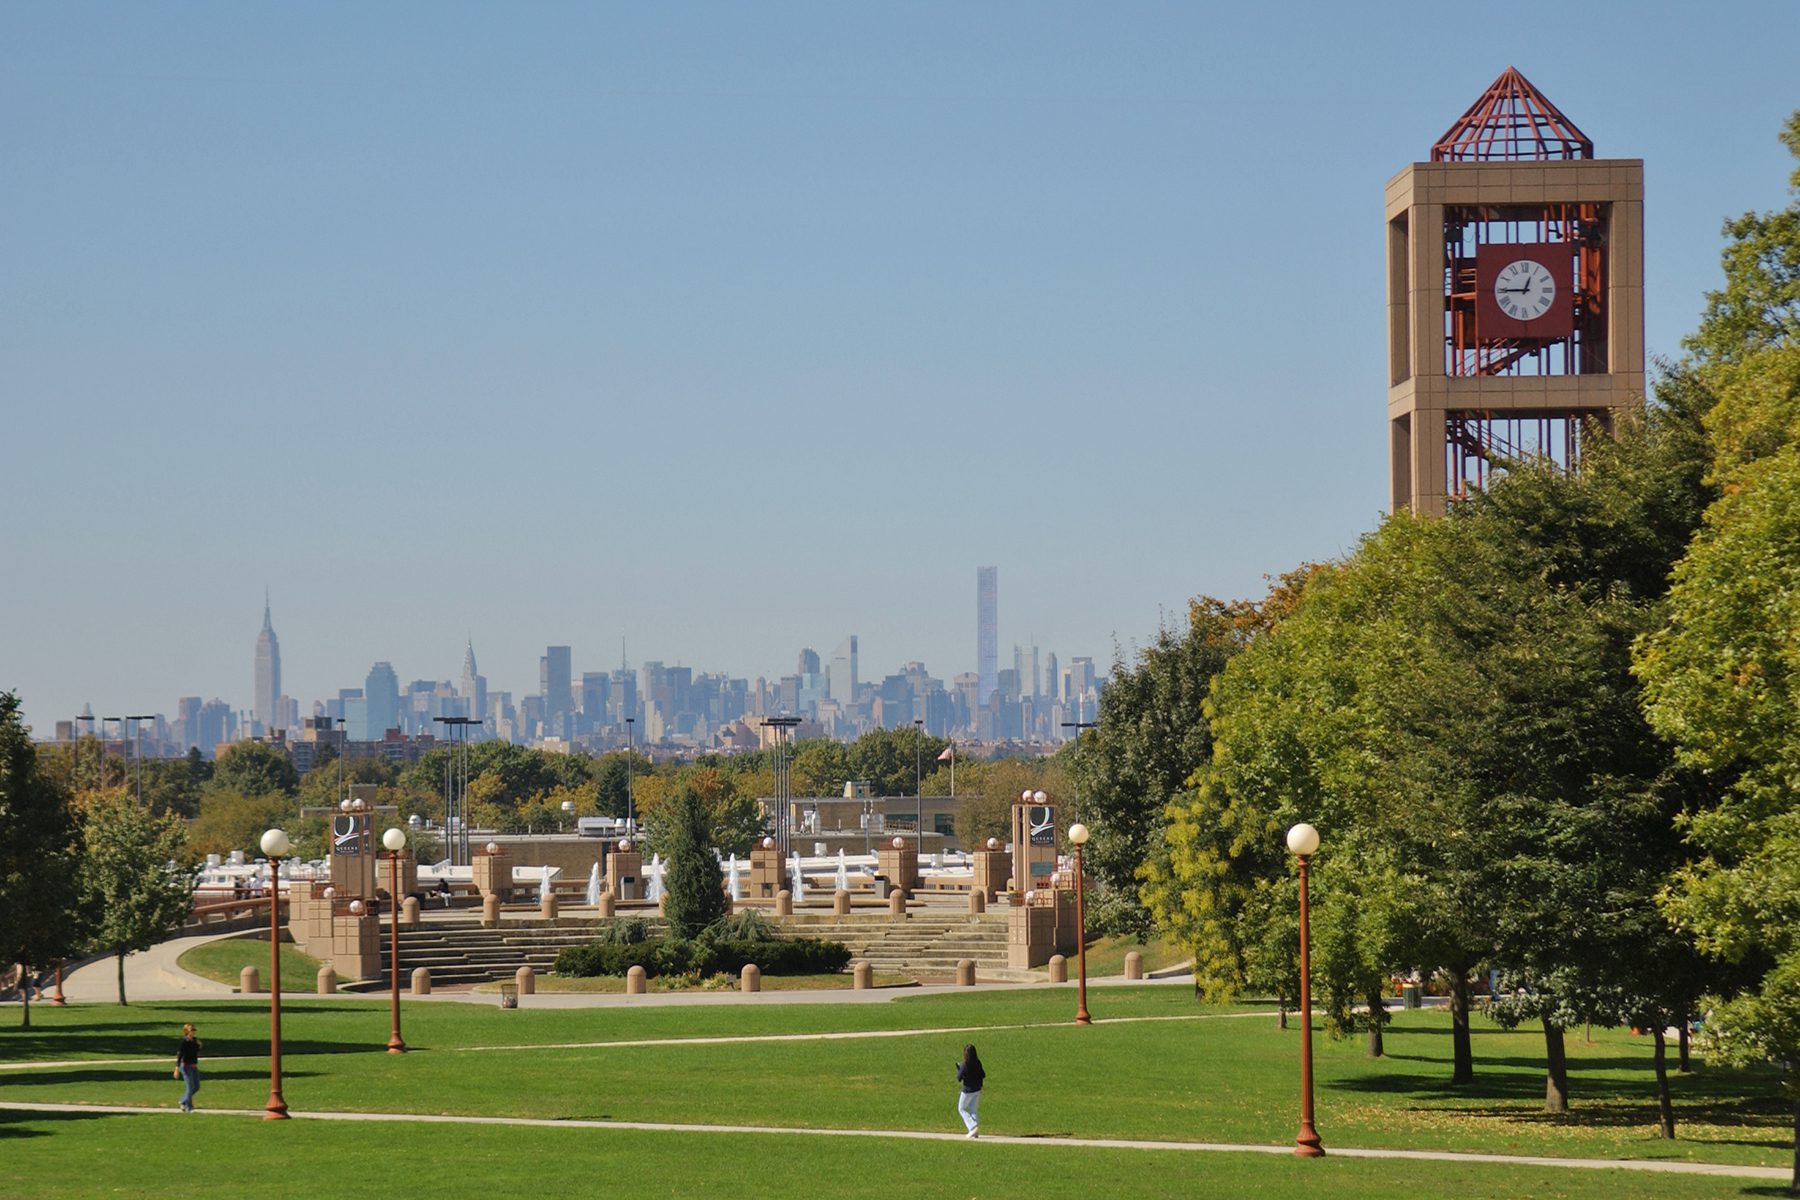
{"left": 1386, "top": 67, "right": 1644, "bottom": 515}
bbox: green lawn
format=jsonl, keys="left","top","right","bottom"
{"left": 2, "top": 990, "right": 1792, "bottom": 1198}
{"left": 175, "top": 935, "right": 325, "bottom": 992}
{"left": 1076, "top": 931, "right": 1186, "bottom": 977}
{"left": 474, "top": 972, "right": 918, "bottom": 993}
{"left": 1, "top": 1113, "right": 1779, "bottom": 1200}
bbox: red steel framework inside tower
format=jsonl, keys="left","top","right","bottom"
{"left": 1430, "top": 68, "right": 1612, "bottom": 501}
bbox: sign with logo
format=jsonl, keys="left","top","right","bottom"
{"left": 333, "top": 814, "right": 368, "bottom": 856}
{"left": 1028, "top": 805, "right": 1056, "bottom": 847}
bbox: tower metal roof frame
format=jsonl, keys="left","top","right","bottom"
{"left": 1432, "top": 66, "right": 1593, "bottom": 162}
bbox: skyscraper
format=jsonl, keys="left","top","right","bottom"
{"left": 977, "top": 567, "right": 998, "bottom": 709}
{"left": 461, "top": 639, "right": 486, "bottom": 728}
{"left": 253, "top": 592, "right": 281, "bottom": 734}
{"left": 540, "top": 645, "right": 573, "bottom": 738}
{"left": 829, "top": 636, "right": 858, "bottom": 705}
{"left": 364, "top": 662, "right": 400, "bottom": 740}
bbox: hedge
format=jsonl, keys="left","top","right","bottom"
{"left": 553, "top": 935, "right": 851, "bottom": 979}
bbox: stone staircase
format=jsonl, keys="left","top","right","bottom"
{"left": 774, "top": 911, "right": 1012, "bottom": 977}
{"left": 363, "top": 917, "right": 649, "bottom": 989}
{"left": 359, "top": 908, "right": 1013, "bottom": 988}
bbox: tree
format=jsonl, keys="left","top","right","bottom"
{"left": 187, "top": 791, "right": 296, "bottom": 860}
{"left": 1076, "top": 579, "right": 1311, "bottom": 897}
{"left": 0, "top": 692, "right": 85, "bottom": 1028}
{"left": 1635, "top": 113, "right": 1800, "bottom": 1177}
{"left": 209, "top": 740, "right": 299, "bottom": 798}
{"left": 79, "top": 788, "right": 197, "bottom": 1004}
{"left": 790, "top": 740, "right": 849, "bottom": 797}
{"left": 661, "top": 785, "right": 728, "bottom": 939}
{"left": 845, "top": 727, "right": 948, "bottom": 798}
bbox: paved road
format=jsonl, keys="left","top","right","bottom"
{"left": 0, "top": 1101, "right": 1786, "bottom": 1183}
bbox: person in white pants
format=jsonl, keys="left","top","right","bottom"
{"left": 956, "top": 1044, "right": 985, "bottom": 1137}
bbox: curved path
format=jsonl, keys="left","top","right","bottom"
{"left": 0, "top": 1101, "right": 1785, "bottom": 1183}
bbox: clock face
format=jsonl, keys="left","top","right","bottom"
{"left": 1493, "top": 259, "right": 1557, "bottom": 323}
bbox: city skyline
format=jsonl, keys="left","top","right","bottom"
{"left": 7, "top": 4, "right": 1796, "bottom": 738}
{"left": 37, "top": 569, "right": 1103, "bottom": 750}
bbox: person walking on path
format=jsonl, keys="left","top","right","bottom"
{"left": 955, "top": 1043, "right": 985, "bottom": 1138}
{"left": 175, "top": 1024, "right": 202, "bottom": 1112}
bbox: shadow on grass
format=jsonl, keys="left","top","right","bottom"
{"left": 0, "top": 1066, "right": 322, "bottom": 1089}
{"left": 0, "top": 1106, "right": 114, "bottom": 1139}
{"left": 0, "top": 1002, "right": 402, "bottom": 1062}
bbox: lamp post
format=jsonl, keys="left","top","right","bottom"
{"left": 625, "top": 717, "right": 636, "bottom": 833}
{"left": 382, "top": 827, "right": 408, "bottom": 1053}
{"left": 913, "top": 718, "right": 924, "bottom": 861}
{"left": 1287, "top": 822, "right": 1324, "bottom": 1157}
{"left": 127, "top": 715, "right": 155, "bottom": 804}
{"left": 259, "top": 827, "right": 292, "bottom": 1120}
{"left": 1069, "top": 821, "right": 1092, "bottom": 1026}
{"left": 102, "top": 717, "right": 120, "bottom": 787}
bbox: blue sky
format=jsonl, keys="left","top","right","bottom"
{"left": 3, "top": 1, "right": 1796, "bottom": 730}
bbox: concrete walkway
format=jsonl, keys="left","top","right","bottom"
{"left": 55, "top": 935, "right": 239, "bottom": 1003}
{"left": 38, "top": 923, "right": 1196, "bottom": 1008}
{"left": 0, "top": 1101, "right": 1785, "bottom": 1183}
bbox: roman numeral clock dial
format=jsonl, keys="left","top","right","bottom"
{"left": 1494, "top": 258, "right": 1557, "bottom": 322}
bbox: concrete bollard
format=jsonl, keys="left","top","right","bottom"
{"left": 540, "top": 893, "right": 558, "bottom": 921}
{"left": 741, "top": 964, "right": 761, "bottom": 993}
{"left": 968, "top": 891, "right": 985, "bottom": 915}
{"left": 598, "top": 893, "right": 616, "bottom": 919}
{"left": 956, "top": 959, "right": 976, "bottom": 987}
{"left": 411, "top": 967, "right": 431, "bottom": 995}
{"left": 515, "top": 965, "right": 535, "bottom": 995}
{"left": 889, "top": 890, "right": 907, "bottom": 918}
{"left": 482, "top": 894, "right": 500, "bottom": 927}
{"left": 776, "top": 889, "right": 793, "bottom": 917}
{"left": 853, "top": 960, "right": 873, "bottom": 990}
{"left": 1124, "top": 950, "right": 1144, "bottom": 981}
{"left": 402, "top": 896, "right": 421, "bottom": 927}
{"left": 316, "top": 966, "right": 337, "bottom": 994}
{"left": 834, "top": 889, "right": 851, "bottom": 915}
{"left": 658, "top": 894, "right": 668, "bottom": 916}
{"left": 1048, "top": 954, "right": 1067, "bottom": 983}
{"left": 626, "top": 965, "right": 647, "bottom": 995}
{"left": 239, "top": 966, "right": 261, "bottom": 994}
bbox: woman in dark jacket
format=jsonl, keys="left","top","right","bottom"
{"left": 955, "top": 1043, "right": 985, "bottom": 1137}
{"left": 175, "top": 1024, "right": 202, "bottom": 1112}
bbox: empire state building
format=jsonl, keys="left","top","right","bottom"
{"left": 254, "top": 593, "right": 281, "bottom": 734}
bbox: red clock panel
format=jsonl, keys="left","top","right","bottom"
{"left": 1475, "top": 242, "right": 1575, "bottom": 339}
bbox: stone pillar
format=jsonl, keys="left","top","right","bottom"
{"left": 740, "top": 964, "right": 761, "bottom": 993}
{"left": 1124, "top": 951, "right": 1144, "bottom": 981}
{"left": 876, "top": 841, "right": 920, "bottom": 894}
{"left": 833, "top": 889, "right": 851, "bottom": 915}
{"left": 239, "top": 966, "right": 261, "bottom": 994}
{"left": 1008, "top": 900, "right": 1058, "bottom": 969}
{"left": 971, "top": 844, "right": 1012, "bottom": 901}
{"left": 747, "top": 843, "right": 784, "bottom": 898}
{"left": 411, "top": 967, "right": 431, "bottom": 995}
{"left": 607, "top": 845, "right": 643, "bottom": 900}
{"left": 598, "top": 893, "right": 616, "bottom": 919}
{"left": 889, "top": 890, "right": 907, "bottom": 918}
{"left": 625, "top": 965, "right": 647, "bottom": 995}
{"left": 968, "top": 891, "right": 986, "bottom": 915}
{"left": 775, "top": 889, "right": 793, "bottom": 917}
{"left": 402, "top": 896, "right": 420, "bottom": 927}
{"left": 482, "top": 894, "right": 501, "bottom": 928}
{"left": 540, "top": 893, "right": 559, "bottom": 921}
{"left": 852, "top": 960, "right": 872, "bottom": 990}
{"left": 1048, "top": 954, "right": 1067, "bottom": 983}
{"left": 515, "top": 966, "right": 535, "bottom": 995}
{"left": 956, "top": 959, "right": 975, "bottom": 987}
{"left": 473, "top": 846, "right": 511, "bottom": 900}
{"left": 316, "top": 966, "right": 337, "bottom": 994}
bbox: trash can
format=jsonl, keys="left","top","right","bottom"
{"left": 1402, "top": 984, "right": 1421, "bottom": 1009}
{"left": 872, "top": 875, "right": 890, "bottom": 899}
{"left": 499, "top": 982, "right": 519, "bottom": 1009}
